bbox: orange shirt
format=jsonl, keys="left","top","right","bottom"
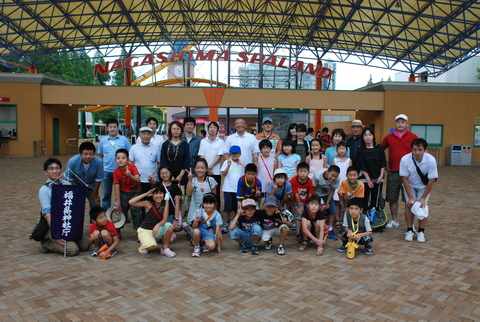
{"left": 338, "top": 179, "right": 365, "bottom": 201}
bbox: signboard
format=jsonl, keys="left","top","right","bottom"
{"left": 0, "top": 97, "right": 10, "bottom": 102}
{"left": 50, "top": 185, "right": 86, "bottom": 241}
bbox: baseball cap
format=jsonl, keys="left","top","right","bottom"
{"left": 139, "top": 126, "right": 153, "bottom": 133}
{"left": 241, "top": 199, "right": 257, "bottom": 209}
{"left": 395, "top": 114, "right": 408, "bottom": 121}
{"left": 273, "top": 168, "right": 287, "bottom": 177}
{"left": 229, "top": 145, "right": 241, "bottom": 154}
{"left": 411, "top": 202, "right": 428, "bottom": 220}
{"left": 262, "top": 117, "right": 273, "bottom": 125}
{"left": 351, "top": 120, "right": 363, "bottom": 127}
{"left": 263, "top": 196, "right": 278, "bottom": 207}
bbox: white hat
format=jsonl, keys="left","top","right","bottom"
{"left": 273, "top": 168, "right": 287, "bottom": 177}
{"left": 411, "top": 202, "right": 428, "bottom": 220}
{"left": 106, "top": 206, "right": 126, "bottom": 228}
{"left": 241, "top": 199, "right": 257, "bottom": 209}
{"left": 351, "top": 120, "right": 363, "bottom": 127}
{"left": 395, "top": 114, "right": 408, "bottom": 121}
{"left": 139, "top": 126, "right": 153, "bottom": 133}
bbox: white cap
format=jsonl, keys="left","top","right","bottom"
{"left": 395, "top": 114, "right": 408, "bottom": 121}
{"left": 411, "top": 202, "right": 428, "bottom": 220}
{"left": 139, "top": 126, "right": 153, "bottom": 133}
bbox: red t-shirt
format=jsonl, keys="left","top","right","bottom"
{"left": 290, "top": 176, "right": 315, "bottom": 204}
{"left": 89, "top": 220, "right": 118, "bottom": 236}
{"left": 113, "top": 164, "right": 141, "bottom": 193}
{"left": 381, "top": 131, "right": 418, "bottom": 171}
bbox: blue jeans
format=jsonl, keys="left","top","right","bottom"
{"left": 319, "top": 195, "right": 336, "bottom": 214}
{"left": 102, "top": 171, "right": 114, "bottom": 210}
{"left": 229, "top": 225, "right": 262, "bottom": 244}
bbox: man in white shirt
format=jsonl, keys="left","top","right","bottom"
{"left": 223, "top": 118, "right": 260, "bottom": 165}
{"left": 400, "top": 138, "right": 438, "bottom": 243}
{"left": 130, "top": 126, "right": 161, "bottom": 193}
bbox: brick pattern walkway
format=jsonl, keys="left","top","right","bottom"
{"left": 1, "top": 156, "right": 479, "bottom": 321}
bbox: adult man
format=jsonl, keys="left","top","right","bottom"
{"left": 97, "top": 118, "right": 131, "bottom": 209}
{"left": 381, "top": 114, "right": 418, "bottom": 228}
{"left": 198, "top": 121, "right": 224, "bottom": 209}
{"left": 305, "top": 127, "right": 315, "bottom": 143}
{"left": 255, "top": 117, "right": 282, "bottom": 157}
{"left": 65, "top": 142, "right": 104, "bottom": 209}
{"left": 181, "top": 116, "right": 202, "bottom": 171}
{"left": 136, "top": 117, "right": 165, "bottom": 147}
{"left": 224, "top": 118, "right": 260, "bottom": 164}
{"left": 130, "top": 126, "right": 161, "bottom": 193}
{"left": 400, "top": 138, "right": 438, "bottom": 243}
{"left": 346, "top": 120, "right": 363, "bottom": 165}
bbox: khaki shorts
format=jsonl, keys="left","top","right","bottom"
{"left": 385, "top": 171, "right": 405, "bottom": 203}
{"left": 137, "top": 222, "right": 173, "bottom": 249}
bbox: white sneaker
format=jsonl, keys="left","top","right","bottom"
{"left": 386, "top": 220, "right": 399, "bottom": 229}
{"left": 405, "top": 231, "right": 414, "bottom": 242}
{"left": 417, "top": 232, "right": 425, "bottom": 243}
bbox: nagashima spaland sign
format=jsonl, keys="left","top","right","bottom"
{"left": 94, "top": 50, "right": 333, "bottom": 78}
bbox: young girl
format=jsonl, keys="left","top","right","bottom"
{"left": 331, "top": 141, "right": 353, "bottom": 229}
{"left": 255, "top": 140, "right": 276, "bottom": 196}
{"left": 325, "top": 129, "right": 350, "bottom": 166}
{"left": 186, "top": 158, "right": 218, "bottom": 224}
{"left": 188, "top": 193, "right": 223, "bottom": 257}
{"left": 285, "top": 123, "right": 297, "bottom": 142}
{"left": 129, "top": 184, "right": 176, "bottom": 257}
{"left": 153, "top": 165, "right": 183, "bottom": 229}
{"left": 356, "top": 128, "right": 387, "bottom": 211}
{"left": 277, "top": 140, "right": 301, "bottom": 180}
{"left": 306, "top": 138, "right": 327, "bottom": 176}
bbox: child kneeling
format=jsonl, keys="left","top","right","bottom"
{"left": 229, "top": 199, "right": 262, "bottom": 255}
{"left": 189, "top": 193, "right": 223, "bottom": 257}
{"left": 89, "top": 206, "right": 121, "bottom": 258}
{"left": 337, "top": 198, "right": 374, "bottom": 255}
{"left": 129, "top": 184, "right": 176, "bottom": 257}
{"left": 299, "top": 195, "right": 328, "bottom": 256}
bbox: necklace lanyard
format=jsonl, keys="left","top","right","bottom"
{"left": 350, "top": 216, "right": 360, "bottom": 236}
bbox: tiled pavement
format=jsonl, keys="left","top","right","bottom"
{"left": 1, "top": 155, "right": 479, "bottom": 321}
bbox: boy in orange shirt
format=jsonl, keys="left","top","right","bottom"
{"left": 338, "top": 166, "right": 365, "bottom": 208}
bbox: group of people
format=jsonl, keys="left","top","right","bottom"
{"left": 37, "top": 113, "right": 438, "bottom": 258}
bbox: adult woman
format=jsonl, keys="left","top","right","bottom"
{"left": 160, "top": 121, "right": 190, "bottom": 186}
{"left": 356, "top": 128, "right": 387, "bottom": 210}
{"left": 285, "top": 123, "right": 297, "bottom": 141}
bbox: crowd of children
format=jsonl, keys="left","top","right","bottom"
{"left": 42, "top": 121, "right": 414, "bottom": 260}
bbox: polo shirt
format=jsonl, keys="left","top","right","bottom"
{"left": 224, "top": 131, "right": 260, "bottom": 165}
{"left": 198, "top": 137, "right": 224, "bottom": 175}
{"left": 255, "top": 131, "right": 282, "bottom": 155}
{"left": 65, "top": 154, "right": 104, "bottom": 190}
{"left": 98, "top": 134, "right": 131, "bottom": 173}
{"left": 400, "top": 152, "right": 438, "bottom": 189}
{"left": 381, "top": 130, "right": 418, "bottom": 171}
{"left": 129, "top": 143, "right": 161, "bottom": 183}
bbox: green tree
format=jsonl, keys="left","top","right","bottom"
{"left": 476, "top": 68, "right": 480, "bottom": 81}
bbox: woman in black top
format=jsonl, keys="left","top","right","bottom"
{"left": 356, "top": 128, "right": 387, "bottom": 210}
{"left": 161, "top": 121, "right": 190, "bottom": 186}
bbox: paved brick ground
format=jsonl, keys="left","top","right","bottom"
{"left": 1, "top": 155, "right": 479, "bottom": 321}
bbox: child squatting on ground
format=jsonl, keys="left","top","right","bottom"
{"left": 89, "top": 206, "right": 120, "bottom": 259}
{"left": 337, "top": 197, "right": 374, "bottom": 256}
{"left": 229, "top": 198, "right": 262, "bottom": 254}
{"left": 299, "top": 195, "right": 328, "bottom": 256}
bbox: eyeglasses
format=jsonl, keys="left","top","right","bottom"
{"left": 47, "top": 167, "right": 61, "bottom": 171}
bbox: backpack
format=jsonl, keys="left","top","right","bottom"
{"left": 367, "top": 185, "right": 387, "bottom": 232}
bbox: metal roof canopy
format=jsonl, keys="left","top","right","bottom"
{"left": 1, "top": 0, "right": 479, "bottom": 76}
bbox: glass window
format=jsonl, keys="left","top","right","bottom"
{"left": 324, "top": 114, "right": 351, "bottom": 123}
{"left": 411, "top": 124, "right": 443, "bottom": 147}
{"left": 0, "top": 105, "right": 17, "bottom": 139}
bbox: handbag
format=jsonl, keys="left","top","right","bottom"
{"left": 30, "top": 212, "right": 49, "bottom": 241}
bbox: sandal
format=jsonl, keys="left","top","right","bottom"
{"left": 335, "top": 220, "right": 342, "bottom": 229}
{"left": 317, "top": 245, "right": 324, "bottom": 256}
{"left": 298, "top": 241, "right": 308, "bottom": 251}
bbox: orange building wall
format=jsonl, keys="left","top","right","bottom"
{"left": 382, "top": 91, "right": 480, "bottom": 164}
{"left": 43, "top": 104, "right": 78, "bottom": 157}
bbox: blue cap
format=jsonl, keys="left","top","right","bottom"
{"left": 229, "top": 145, "right": 241, "bottom": 154}
{"left": 263, "top": 196, "right": 278, "bottom": 207}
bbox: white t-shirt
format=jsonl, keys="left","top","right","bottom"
{"left": 312, "top": 168, "right": 340, "bottom": 197}
{"left": 224, "top": 132, "right": 260, "bottom": 165}
{"left": 400, "top": 152, "right": 438, "bottom": 189}
{"left": 198, "top": 137, "right": 224, "bottom": 175}
{"left": 220, "top": 161, "right": 245, "bottom": 193}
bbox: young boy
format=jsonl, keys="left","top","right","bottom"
{"left": 190, "top": 193, "right": 223, "bottom": 257}
{"left": 337, "top": 198, "right": 374, "bottom": 255}
{"left": 229, "top": 199, "right": 262, "bottom": 255}
{"left": 113, "top": 149, "right": 143, "bottom": 231}
{"left": 266, "top": 168, "right": 292, "bottom": 211}
{"left": 255, "top": 140, "right": 275, "bottom": 197}
{"left": 337, "top": 166, "right": 365, "bottom": 208}
{"left": 291, "top": 162, "right": 315, "bottom": 241}
{"left": 312, "top": 165, "right": 341, "bottom": 240}
{"left": 257, "top": 196, "right": 292, "bottom": 255}
{"left": 220, "top": 145, "right": 246, "bottom": 234}
{"left": 293, "top": 123, "right": 310, "bottom": 162}
{"left": 236, "top": 163, "right": 262, "bottom": 207}
{"left": 89, "top": 206, "right": 120, "bottom": 258}
{"left": 299, "top": 195, "right": 328, "bottom": 256}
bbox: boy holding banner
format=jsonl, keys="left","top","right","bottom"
{"left": 38, "top": 158, "right": 89, "bottom": 256}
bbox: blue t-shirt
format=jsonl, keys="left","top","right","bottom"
{"left": 277, "top": 154, "right": 301, "bottom": 178}
{"left": 98, "top": 135, "right": 131, "bottom": 172}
